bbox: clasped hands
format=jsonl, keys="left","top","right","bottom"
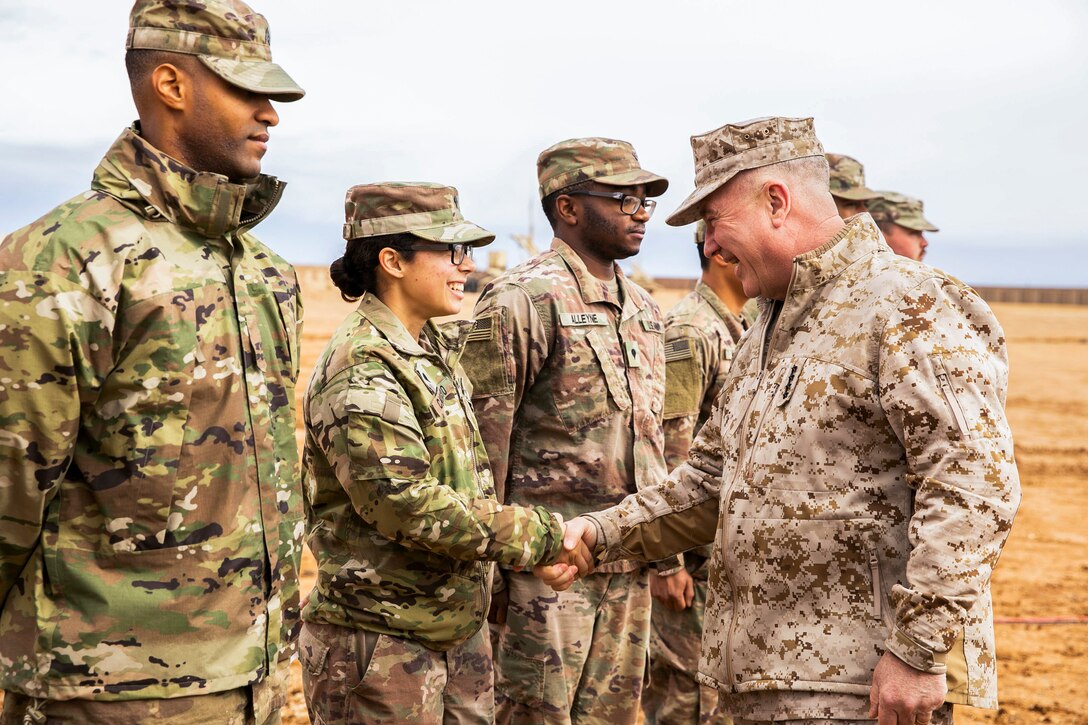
{"left": 532, "top": 516, "right": 598, "bottom": 591}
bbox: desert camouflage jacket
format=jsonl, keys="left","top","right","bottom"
{"left": 301, "top": 294, "right": 564, "bottom": 650}
{"left": 461, "top": 238, "right": 667, "bottom": 574}
{"left": 659, "top": 281, "right": 748, "bottom": 576}
{"left": 588, "top": 216, "right": 1020, "bottom": 714}
{"left": 0, "top": 127, "right": 304, "bottom": 700}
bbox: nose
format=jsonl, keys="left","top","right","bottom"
{"left": 458, "top": 252, "right": 477, "bottom": 273}
{"left": 702, "top": 226, "right": 722, "bottom": 258}
{"left": 256, "top": 96, "right": 279, "bottom": 127}
{"left": 632, "top": 203, "right": 651, "bottom": 222}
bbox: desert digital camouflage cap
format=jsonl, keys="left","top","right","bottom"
{"left": 868, "top": 191, "right": 939, "bottom": 232}
{"left": 667, "top": 116, "right": 824, "bottom": 226}
{"left": 537, "top": 137, "right": 668, "bottom": 199}
{"left": 827, "top": 153, "right": 883, "bottom": 202}
{"left": 343, "top": 183, "right": 495, "bottom": 246}
{"left": 127, "top": 0, "right": 305, "bottom": 102}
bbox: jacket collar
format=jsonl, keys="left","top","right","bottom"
{"left": 550, "top": 237, "right": 647, "bottom": 321}
{"left": 788, "top": 214, "right": 884, "bottom": 294}
{"left": 356, "top": 293, "right": 466, "bottom": 367}
{"left": 695, "top": 280, "right": 740, "bottom": 326}
{"left": 91, "top": 125, "right": 285, "bottom": 239}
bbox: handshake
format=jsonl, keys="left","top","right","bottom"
{"left": 532, "top": 516, "right": 599, "bottom": 591}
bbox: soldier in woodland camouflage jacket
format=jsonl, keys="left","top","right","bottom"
{"left": 0, "top": 2, "right": 305, "bottom": 723}
{"left": 299, "top": 183, "right": 569, "bottom": 724}
{"left": 642, "top": 221, "right": 751, "bottom": 725}
{"left": 572, "top": 117, "right": 1020, "bottom": 725}
{"left": 461, "top": 138, "right": 670, "bottom": 725}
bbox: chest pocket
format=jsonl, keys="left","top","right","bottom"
{"left": 551, "top": 327, "right": 631, "bottom": 433}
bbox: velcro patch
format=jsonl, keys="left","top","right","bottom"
{"left": 664, "top": 339, "right": 693, "bottom": 362}
{"left": 466, "top": 315, "right": 494, "bottom": 342}
{"left": 641, "top": 319, "right": 663, "bottom": 334}
{"left": 559, "top": 312, "right": 608, "bottom": 327}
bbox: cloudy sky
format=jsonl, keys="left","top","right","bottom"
{"left": 2, "top": 1, "right": 1086, "bottom": 286}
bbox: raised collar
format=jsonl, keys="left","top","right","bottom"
{"left": 91, "top": 125, "right": 285, "bottom": 239}
{"left": 789, "top": 214, "right": 884, "bottom": 294}
{"left": 355, "top": 293, "right": 464, "bottom": 366}
{"left": 550, "top": 237, "right": 647, "bottom": 320}
{"left": 695, "top": 280, "right": 739, "bottom": 325}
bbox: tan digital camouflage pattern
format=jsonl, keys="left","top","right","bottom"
{"left": 643, "top": 280, "right": 749, "bottom": 725}
{"left": 0, "top": 127, "right": 304, "bottom": 700}
{"left": 536, "top": 137, "right": 668, "bottom": 198}
{"left": 342, "top": 182, "right": 494, "bottom": 245}
{"left": 493, "top": 571, "right": 650, "bottom": 725}
{"left": 668, "top": 116, "right": 825, "bottom": 226}
{"left": 301, "top": 293, "right": 564, "bottom": 651}
{"left": 588, "top": 216, "right": 1019, "bottom": 717}
{"left": 826, "top": 153, "right": 882, "bottom": 201}
{"left": 868, "top": 191, "right": 940, "bottom": 232}
{"left": 299, "top": 621, "right": 493, "bottom": 724}
{"left": 127, "top": 0, "right": 305, "bottom": 101}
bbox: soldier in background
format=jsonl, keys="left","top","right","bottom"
{"left": 827, "top": 153, "right": 883, "bottom": 219}
{"left": 869, "top": 192, "right": 939, "bottom": 261}
{"left": 299, "top": 183, "right": 586, "bottom": 724}
{"left": 460, "top": 138, "right": 669, "bottom": 725}
{"left": 641, "top": 220, "right": 752, "bottom": 725}
{"left": 0, "top": 1, "right": 305, "bottom": 723}
{"left": 559, "top": 116, "right": 1020, "bottom": 725}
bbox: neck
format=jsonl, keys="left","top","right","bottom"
{"left": 558, "top": 233, "right": 616, "bottom": 280}
{"left": 702, "top": 269, "right": 748, "bottom": 316}
{"left": 378, "top": 287, "right": 427, "bottom": 341}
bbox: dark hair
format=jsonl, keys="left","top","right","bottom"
{"left": 541, "top": 179, "right": 593, "bottom": 229}
{"left": 125, "top": 48, "right": 189, "bottom": 90}
{"left": 329, "top": 232, "right": 417, "bottom": 302}
{"left": 695, "top": 240, "right": 710, "bottom": 271}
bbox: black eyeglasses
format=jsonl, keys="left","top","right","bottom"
{"left": 564, "top": 190, "right": 656, "bottom": 218}
{"left": 407, "top": 241, "right": 475, "bottom": 265}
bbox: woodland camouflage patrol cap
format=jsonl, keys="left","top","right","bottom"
{"left": 127, "top": 0, "right": 305, "bottom": 102}
{"left": 343, "top": 183, "right": 495, "bottom": 246}
{"left": 667, "top": 116, "right": 824, "bottom": 226}
{"left": 537, "top": 137, "right": 668, "bottom": 199}
{"left": 827, "top": 153, "right": 883, "bottom": 201}
{"left": 868, "top": 191, "right": 939, "bottom": 232}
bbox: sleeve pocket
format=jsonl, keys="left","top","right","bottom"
{"left": 663, "top": 356, "right": 702, "bottom": 420}
{"left": 463, "top": 307, "right": 514, "bottom": 398}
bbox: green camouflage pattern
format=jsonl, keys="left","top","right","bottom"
{"left": 493, "top": 571, "right": 650, "bottom": 724}
{"left": 299, "top": 621, "right": 493, "bottom": 724}
{"left": 459, "top": 238, "right": 667, "bottom": 723}
{"left": 868, "top": 191, "right": 940, "bottom": 232}
{"left": 127, "top": 0, "right": 305, "bottom": 101}
{"left": 668, "top": 116, "right": 824, "bottom": 226}
{"left": 588, "top": 215, "right": 1020, "bottom": 717}
{"left": 0, "top": 127, "right": 304, "bottom": 700}
{"left": 826, "top": 153, "right": 882, "bottom": 201}
{"left": 1, "top": 669, "right": 288, "bottom": 724}
{"left": 342, "top": 182, "right": 494, "bottom": 245}
{"left": 537, "top": 137, "right": 668, "bottom": 199}
{"left": 301, "top": 293, "right": 564, "bottom": 651}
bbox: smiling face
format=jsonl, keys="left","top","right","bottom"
{"left": 175, "top": 62, "right": 279, "bottom": 181}
{"left": 700, "top": 176, "right": 795, "bottom": 300}
{"left": 399, "top": 245, "right": 476, "bottom": 321}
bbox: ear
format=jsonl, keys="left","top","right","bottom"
{"left": 708, "top": 250, "right": 730, "bottom": 269}
{"left": 554, "top": 194, "right": 580, "bottom": 227}
{"left": 765, "top": 180, "right": 792, "bottom": 229}
{"left": 378, "top": 247, "right": 407, "bottom": 279}
{"left": 150, "top": 62, "right": 189, "bottom": 111}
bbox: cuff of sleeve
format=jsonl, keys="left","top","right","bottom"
{"left": 884, "top": 627, "right": 947, "bottom": 675}
{"left": 582, "top": 513, "right": 614, "bottom": 563}
{"left": 537, "top": 509, "right": 566, "bottom": 565}
{"left": 652, "top": 554, "right": 684, "bottom": 576}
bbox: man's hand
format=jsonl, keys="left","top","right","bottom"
{"left": 650, "top": 568, "right": 694, "bottom": 611}
{"left": 533, "top": 517, "right": 599, "bottom": 591}
{"left": 869, "top": 651, "right": 947, "bottom": 725}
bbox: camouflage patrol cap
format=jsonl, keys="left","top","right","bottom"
{"left": 827, "top": 153, "right": 882, "bottom": 201}
{"left": 343, "top": 183, "right": 495, "bottom": 246}
{"left": 127, "top": 0, "right": 305, "bottom": 102}
{"left": 537, "top": 137, "right": 668, "bottom": 199}
{"left": 667, "top": 116, "right": 824, "bottom": 226}
{"left": 867, "top": 191, "right": 939, "bottom": 232}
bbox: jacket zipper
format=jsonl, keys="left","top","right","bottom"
{"left": 869, "top": 550, "right": 883, "bottom": 619}
{"left": 724, "top": 300, "right": 783, "bottom": 688}
{"left": 239, "top": 179, "right": 284, "bottom": 229}
{"left": 936, "top": 372, "right": 970, "bottom": 437}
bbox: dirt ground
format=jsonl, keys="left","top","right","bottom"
{"left": 281, "top": 269, "right": 1088, "bottom": 724}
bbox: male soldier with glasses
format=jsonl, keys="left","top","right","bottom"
{"left": 0, "top": 1, "right": 304, "bottom": 722}
{"left": 460, "top": 138, "right": 669, "bottom": 725}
